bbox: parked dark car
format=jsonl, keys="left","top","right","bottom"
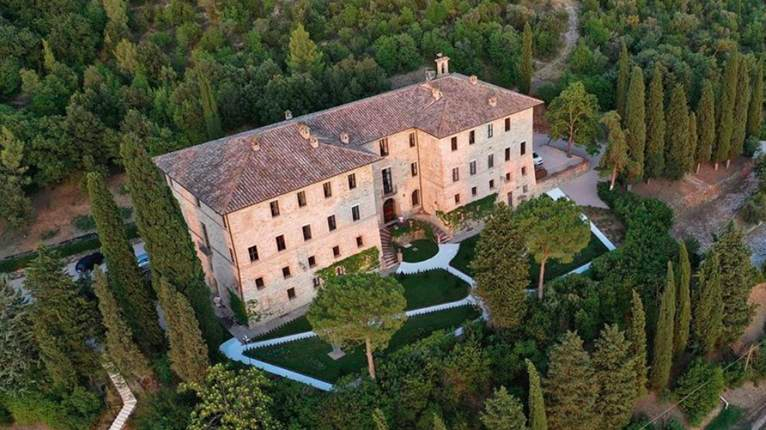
{"left": 75, "top": 252, "right": 104, "bottom": 274}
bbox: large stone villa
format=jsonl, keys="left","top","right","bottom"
{"left": 155, "top": 56, "right": 542, "bottom": 325}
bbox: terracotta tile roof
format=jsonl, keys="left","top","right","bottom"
{"left": 155, "top": 73, "right": 542, "bottom": 214}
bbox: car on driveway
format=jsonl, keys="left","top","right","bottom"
{"left": 136, "top": 252, "right": 150, "bottom": 271}
{"left": 533, "top": 152, "right": 544, "bottom": 166}
{"left": 75, "top": 252, "right": 104, "bottom": 274}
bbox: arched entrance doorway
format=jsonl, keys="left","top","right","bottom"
{"left": 383, "top": 198, "right": 396, "bottom": 223}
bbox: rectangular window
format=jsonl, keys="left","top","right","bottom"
{"left": 409, "top": 132, "right": 416, "bottom": 147}
{"left": 270, "top": 200, "right": 280, "bottom": 217}
{"left": 488, "top": 154, "right": 494, "bottom": 169}
{"left": 282, "top": 266, "right": 291, "bottom": 279}
{"left": 487, "top": 123, "right": 493, "bottom": 138}
{"left": 521, "top": 166, "right": 527, "bottom": 176}
{"left": 469, "top": 160, "right": 477, "bottom": 176}
{"left": 327, "top": 215, "right": 337, "bottom": 231}
{"left": 287, "top": 288, "right": 296, "bottom": 300}
{"left": 452, "top": 167, "right": 459, "bottom": 182}
{"left": 332, "top": 246, "right": 341, "bottom": 258}
{"left": 379, "top": 138, "right": 389, "bottom": 156}
{"left": 505, "top": 117, "right": 510, "bottom": 131}
{"left": 348, "top": 173, "right": 357, "bottom": 190}
{"left": 352, "top": 205, "right": 360, "bottom": 221}
{"left": 411, "top": 162, "right": 418, "bottom": 177}
{"left": 382, "top": 168, "right": 394, "bottom": 194}
{"left": 308, "top": 255, "right": 316, "bottom": 268}
{"left": 471, "top": 186, "right": 477, "bottom": 197}
{"left": 505, "top": 147, "right": 511, "bottom": 161}
{"left": 302, "top": 225, "right": 312, "bottom": 241}
{"left": 356, "top": 236, "right": 364, "bottom": 247}
{"left": 489, "top": 179, "right": 495, "bottom": 190}
{"left": 276, "top": 235, "right": 286, "bottom": 251}
{"left": 312, "top": 277, "right": 321, "bottom": 288}
{"left": 520, "top": 141, "right": 526, "bottom": 155}
{"left": 248, "top": 245, "right": 259, "bottom": 262}
{"left": 523, "top": 185, "right": 529, "bottom": 193}
{"left": 505, "top": 172, "right": 511, "bottom": 182}
{"left": 229, "top": 248, "right": 234, "bottom": 261}
{"left": 297, "top": 191, "right": 307, "bottom": 207}
{"left": 469, "top": 130, "right": 475, "bottom": 144}
{"left": 255, "top": 277, "right": 265, "bottom": 290}
{"left": 454, "top": 194, "right": 461, "bottom": 204}
{"left": 201, "top": 223, "right": 209, "bottom": 247}
{"left": 323, "top": 181, "right": 332, "bottom": 198}
{"left": 451, "top": 136, "right": 458, "bottom": 151}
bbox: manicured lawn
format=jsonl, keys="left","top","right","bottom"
{"left": 401, "top": 239, "right": 439, "bottom": 262}
{"left": 245, "top": 305, "right": 481, "bottom": 382}
{"left": 450, "top": 232, "right": 609, "bottom": 286}
{"left": 251, "top": 316, "right": 312, "bottom": 341}
{"left": 398, "top": 269, "right": 470, "bottom": 309}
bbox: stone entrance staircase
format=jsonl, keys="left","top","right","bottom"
{"left": 379, "top": 228, "right": 399, "bottom": 270}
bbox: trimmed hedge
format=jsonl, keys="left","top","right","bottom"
{"left": 436, "top": 193, "right": 497, "bottom": 230}
{"left": 317, "top": 247, "right": 380, "bottom": 280}
{"left": 229, "top": 289, "right": 249, "bottom": 325}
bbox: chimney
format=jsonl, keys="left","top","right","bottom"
{"left": 488, "top": 96, "right": 497, "bottom": 107}
{"left": 431, "top": 86, "right": 442, "bottom": 101}
{"left": 297, "top": 123, "right": 310, "bottom": 139}
{"left": 284, "top": 110, "right": 293, "bottom": 120}
{"left": 469, "top": 75, "right": 478, "bottom": 85}
{"left": 251, "top": 137, "right": 260, "bottom": 152}
{"left": 309, "top": 136, "right": 319, "bottom": 148}
{"left": 339, "top": 132, "right": 350, "bottom": 144}
{"left": 435, "top": 53, "right": 450, "bottom": 77}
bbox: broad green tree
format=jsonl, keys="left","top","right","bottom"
{"left": 626, "top": 290, "right": 648, "bottom": 397}
{"left": 674, "top": 242, "right": 691, "bottom": 357}
{"left": 592, "top": 325, "right": 636, "bottom": 430}
{"left": 650, "top": 262, "right": 676, "bottom": 392}
{"left": 624, "top": 66, "right": 646, "bottom": 181}
{"left": 0, "top": 127, "right": 32, "bottom": 231}
{"left": 526, "top": 359, "right": 547, "bottom": 430}
{"left": 616, "top": 40, "right": 630, "bottom": 118}
{"left": 664, "top": 84, "right": 690, "bottom": 179}
{"left": 695, "top": 80, "right": 716, "bottom": 173}
{"left": 92, "top": 269, "right": 152, "bottom": 383}
{"left": 307, "top": 273, "right": 407, "bottom": 379}
{"left": 182, "top": 364, "right": 280, "bottom": 430}
{"left": 731, "top": 57, "right": 752, "bottom": 160}
{"left": 197, "top": 71, "right": 222, "bottom": 140}
{"left": 747, "top": 60, "right": 764, "bottom": 137}
{"left": 0, "top": 279, "right": 42, "bottom": 393}
{"left": 472, "top": 204, "right": 529, "bottom": 329}
{"left": 645, "top": 63, "right": 666, "bottom": 180}
{"left": 715, "top": 54, "right": 739, "bottom": 169}
{"left": 120, "top": 135, "right": 224, "bottom": 353}
{"left": 519, "top": 22, "right": 533, "bottom": 95}
{"left": 87, "top": 171, "right": 162, "bottom": 353}
{"left": 546, "top": 81, "right": 600, "bottom": 157}
{"left": 515, "top": 195, "right": 590, "bottom": 299}
{"left": 480, "top": 386, "right": 528, "bottom": 430}
{"left": 693, "top": 252, "right": 723, "bottom": 354}
{"left": 287, "top": 24, "right": 324, "bottom": 75}
{"left": 598, "top": 111, "right": 630, "bottom": 190}
{"left": 674, "top": 359, "right": 725, "bottom": 426}
{"left": 544, "top": 331, "right": 597, "bottom": 430}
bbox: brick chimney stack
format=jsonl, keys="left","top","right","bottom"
{"left": 435, "top": 53, "right": 450, "bottom": 76}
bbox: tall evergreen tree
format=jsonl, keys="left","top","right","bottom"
{"left": 645, "top": 63, "right": 666, "bottom": 179}
{"left": 519, "top": 22, "right": 533, "bottom": 95}
{"left": 715, "top": 54, "right": 739, "bottom": 168}
{"left": 157, "top": 277, "right": 209, "bottom": 384}
{"left": 471, "top": 204, "right": 528, "bottom": 329}
{"left": 599, "top": 111, "right": 630, "bottom": 190}
{"left": 664, "top": 84, "right": 690, "bottom": 179}
{"left": 372, "top": 408, "right": 389, "bottom": 430}
{"left": 710, "top": 222, "right": 757, "bottom": 344}
{"left": 87, "top": 171, "right": 162, "bottom": 353}
{"left": 197, "top": 71, "right": 222, "bottom": 140}
{"left": 730, "top": 57, "right": 752, "bottom": 160}
{"left": 93, "top": 269, "right": 152, "bottom": 383}
{"left": 692, "top": 252, "right": 723, "bottom": 354}
{"left": 0, "top": 280, "right": 43, "bottom": 393}
{"left": 686, "top": 112, "right": 698, "bottom": 174}
{"left": 480, "top": 386, "right": 529, "bottom": 430}
{"left": 433, "top": 413, "right": 448, "bottom": 430}
{"left": 287, "top": 24, "right": 324, "bottom": 75}
{"left": 544, "top": 331, "right": 597, "bottom": 430}
{"left": 696, "top": 79, "right": 716, "bottom": 173}
{"left": 650, "top": 262, "right": 676, "bottom": 392}
{"left": 624, "top": 66, "right": 646, "bottom": 181}
{"left": 526, "top": 359, "right": 547, "bottom": 430}
{"left": 674, "top": 242, "right": 691, "bottom": 357}
{"left": 626, "top": 290, "right": 648, "bottom": 397}
{"left": 616, "top": 40, "right": 630, "bottom": 119}
{"left": 592, "top": 325, "right": 636, "bottom": 430}
{"left": 120, "top": 135, "right": 224, "bottom": 354}
{"left": 747, "top": 60, "right": 764, "bottom": 137}
{"left": 0, "top": 127, "right": 33, "bottom": 231}
{"left": 26, "top": 248, "right": 100, "bottom": 390}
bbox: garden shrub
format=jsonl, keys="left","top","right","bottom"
{"left": 673, "top": 358, "right": 725, "bottom": 426}
{"left": 1, "top": 388, "right": 101, "bottom": 430}
{"left": 132, "top": 387, "right": 193, "bottom": 430}
{"left": 317, "top": 247, "right": 380, "bottom": 280}
{"left": 229, "top": 289, "right": 248, "bottom": 325}
{"left": 71, "top": 214, "right": 96, "bottom": 231}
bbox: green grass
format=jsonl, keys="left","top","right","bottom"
{"left": 401, "top": 239, "right": 439, "bottom": 262}
{"left": 450, "top": 232, "right": 609, "bottom": 286}
{"left": 251, "top": 316, "right": 313, "bottom": 341}
{"left": 245, "top": 305, "right": 481, "bottom": 382}
{"left": 705, "top": 406, "right": 744, "bottom": 430}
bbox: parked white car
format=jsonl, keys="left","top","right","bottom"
{"left": 533, "top": 152, "right": 544, "bottom": 166}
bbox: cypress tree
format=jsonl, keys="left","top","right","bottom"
{"left": 674, "top": 242, "right": 691, "bottom": 357}
{"left": 526, "top": 359, "right": 548, "bottom": 430}
{"left": 650, "top": 262, "right": 676, "bottom": 392}
{"left": 686, "top": 112, "right": 698, "bottom": 174}
{"left": 0, "top": 279, "right": 43, "bottom": 392}
{"left": 731, "top": 57, "right": 752, "bottom": 160}
{"left": 711, "top": 222, "right": 757, "bottom": 344}
{"left": 747, "top": 60, "right": 764, "bottom": 137}
{"left": 625, "top": 66, "right": 646, "bottom": 181}
{"left": 87, "top": 171, "right": 162, "bottom": 353}
{"left": 645, "top": 63, "right": 666, "bottom": 179}
{"left": 626, "top": 290, "right": 648, "bottom": 397}
{"left": 519, "top": 22, "right": 533, "bottom": 95}
{"left": 198, "top": 71, "right": 222, "bottom": 140}
{"left": 715, "top": 54, "right": 739, "bottom": 168}
{"left": 93, "top": 269, "right": 153, "bottom": 383}
{"left": 593, "top": 325, "right": 637, "bottom": 430}
{"left": 120, "top": 135, "right": 225, "bottom": 355}
{"left": 544, "top": 331, "right": 597, "bottom": 430}
{"left": 664, "top": 84, "right": 690, "bottom": 179}
{"left": 480, "top": 386, "right": 529, "bottom": 430}
{"left": 157, "top": 277, "right": 209, "bottom": 383}
{"left": 696, "top": 79, "right": 716, "bottom": 173}
{"left": 693, "top": 252, "right": 724, "bottom": 354}
{"left": 616, "top": 40, "right": 630, "bottom": 118}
